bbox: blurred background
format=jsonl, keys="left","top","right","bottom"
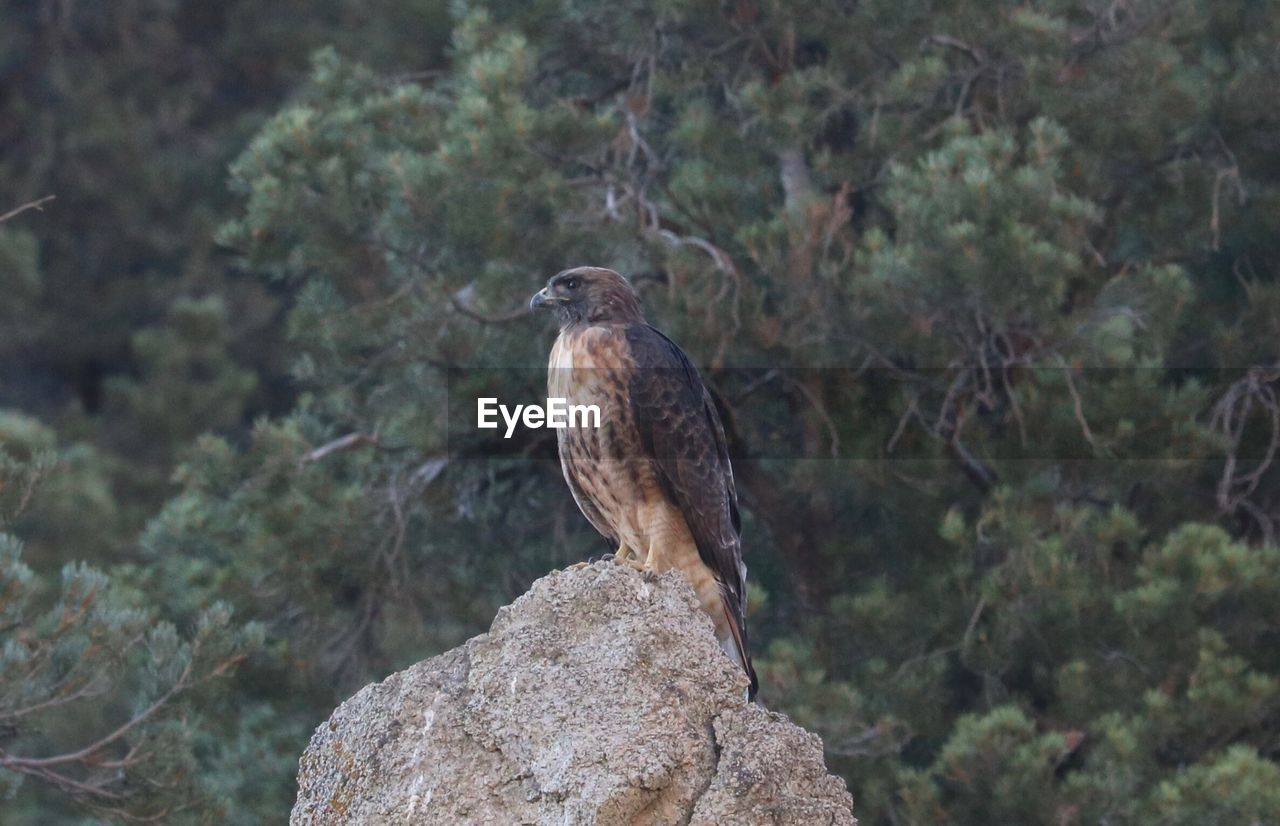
{"left": 2, "top": 1, "right": 1279, "bottom": 822}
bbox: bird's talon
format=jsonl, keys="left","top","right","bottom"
{"left": 612, "top": 557, "right": 649, "bottom": 573}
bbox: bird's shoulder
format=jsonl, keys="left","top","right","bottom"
{"left": 620, "top": 323, "right": 697, "bottom": 375}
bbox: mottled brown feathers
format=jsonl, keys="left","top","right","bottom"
{"left": 532, "top": 267, "right": 758, "bottom": 699}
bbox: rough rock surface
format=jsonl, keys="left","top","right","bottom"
{"left": 291, "top": 561, "right": 856, "bottom": 825}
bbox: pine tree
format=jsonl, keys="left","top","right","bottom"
{"left": 0, "top": 414, "right": 261, "bottom": 822}
{"left": 4, "top": 0, "right": 1279, "bottom": 822}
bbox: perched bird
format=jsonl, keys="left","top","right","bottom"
{"left": 530, "top": 267, "right": 758, "bottom": 698}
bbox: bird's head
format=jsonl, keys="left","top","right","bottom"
{"left": 529, "top": 267, "right": 644, "bottom": 327}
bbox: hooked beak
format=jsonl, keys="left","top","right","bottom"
{"left": 529, "top": 287, "right": 555, "bottom": 311}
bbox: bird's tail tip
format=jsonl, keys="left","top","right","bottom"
{"left": 720, "top": 603, "right": 759, "bottom": 702}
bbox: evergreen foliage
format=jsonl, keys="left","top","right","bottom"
{"left": 2, "top": 0, "right": 1279, "bottom": 822}
{"left": 0, "top": 417, "right": 260, "bottom": 822}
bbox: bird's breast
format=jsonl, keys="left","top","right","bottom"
{"left": 549, "top": 325, "right": 659, "bottom": 544}
{"left": 547, "top": 326, "right": 634, "bottom": 412}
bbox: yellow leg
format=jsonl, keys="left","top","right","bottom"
{"left": 610, "top": 543, "right": 648, "bottom": 572}
{"left": 616, "top": 542, "right": 660, "bottom": 575}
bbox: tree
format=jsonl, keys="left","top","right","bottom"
{"left": 200, "top": 2, "right": 1280, "bottom": 821}
{"left": 0, "top": 413, "right": 260, "bottom": 822}
{"left": 4, "top": 0, "right": 1279, "bottom": 822}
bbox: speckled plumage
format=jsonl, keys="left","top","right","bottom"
{"left": 532, "top": 267, "right": 757, "bottom": 698}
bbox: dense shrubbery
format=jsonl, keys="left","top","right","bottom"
{"left": 3, "top": 1, "right": 1279, "bottom": 822}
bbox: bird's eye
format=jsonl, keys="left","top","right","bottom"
{"left": 564, "top": 278, "right": 580, "bottom": 291}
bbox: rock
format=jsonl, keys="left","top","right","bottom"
{"left": 291, "top": 561, "right": 857, "bottom": 825}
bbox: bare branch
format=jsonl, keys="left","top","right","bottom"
{"left": 4, "top": 677, "right": 103, "bottom": 720}
{"left": 301, "top": 432, "right": 381, "bottom": 463}
{"left": 952, "top": 441, "right": 998, "bottom": 492}
{"left": 1058, "top": 357, "right": 1099, "bottom": 452}
{"left": 960, "top": 596, "right": 987, "bottom": 654}
{"left": 782, "top": 373, "right": 841, "bottom": 459}
{"left": 779, "top": 146, "right": 815, "bottom": 217}
{"left": 1210, "top": 165, "right": 1245, "bottom": 252}
{"left": 0, "top": 195, "right": 56, "bottom": 225}
{"left": 409, "top": 456, "right": 449, "bottom": 487}
{"left": 886, "top": 394, "right": 922, "bottom": 454}
{"left": 4, "top": 662, "right": 193, "bottom": 771}
{"left": 1209, "top": 367, "right": 1280, "bottom": 541}
{"left": 450, "top": 293, "right": 530, "bottom": 324}
{"left": 926, "top": 34, "right": 985, "bottom": 64}
{"left": 0, "top": 756, "right": 126, "bottom": 801}
{"left": 727, "top": 368, "right": 780, "bottom": 404}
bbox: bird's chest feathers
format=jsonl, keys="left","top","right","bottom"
{"left": 548, "top": 325, "right": 665, "bottom": 529}
{"left": 548, "top": 325, "right": 634, "bottom": 414}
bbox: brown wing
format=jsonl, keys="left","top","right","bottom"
{"left": 624, "top": 324, "right": 756, "bottom": 698}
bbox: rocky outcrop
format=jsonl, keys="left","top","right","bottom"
{"left": 291, "top": 561, "right": 856, "bottom": 825}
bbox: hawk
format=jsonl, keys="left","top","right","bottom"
{"left": 530, "top": 266, "right": 758, "bottom": 699}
